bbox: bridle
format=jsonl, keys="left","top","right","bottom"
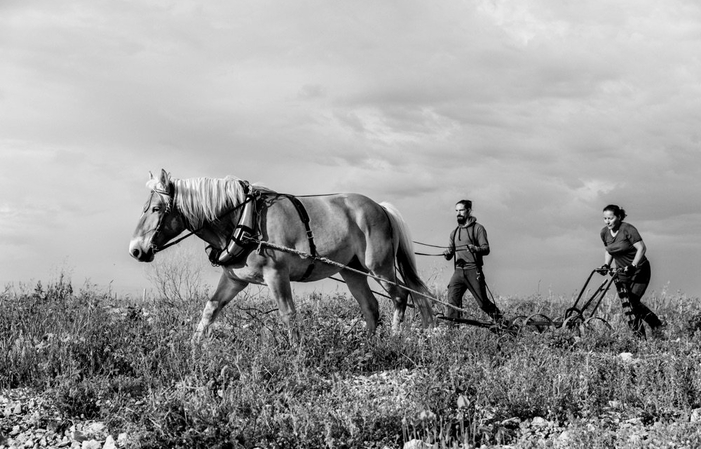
{"left": 142, "top": 185, "right": 174, "bottom": 253}
{"left": 143, "top": 181, "right": 258, "bottom": 254}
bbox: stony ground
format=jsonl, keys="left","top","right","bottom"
{"left": 1, "top": 389, "right": 126, "bottom": 449}
{"left": 4, "top": 384, "right": 701, "bottom": 449}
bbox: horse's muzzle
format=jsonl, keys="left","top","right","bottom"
{"left": 129, "top": 241, "right": 155, "bottom": 262}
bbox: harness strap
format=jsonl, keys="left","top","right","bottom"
{"left": 282, "top": 194, "right": 317, "bottom": 281}
{"left": 451, "top": 224, "right": 482, "bottom": 270}
{"left": 212, "top": 192, "right": 259, "bottom": 265}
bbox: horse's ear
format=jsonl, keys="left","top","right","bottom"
{"left": 145, "top": 171, "right": 158, "bottom": 190}
{"left": 159, "top": 169, "right": 171, "bottom": 186}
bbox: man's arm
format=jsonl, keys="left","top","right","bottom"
{"left": 470, "top": 225, "right": 490, "bottom": 255}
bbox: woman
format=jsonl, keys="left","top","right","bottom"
{"left": 600, "top": 204, "right": 662, "bottom": 338}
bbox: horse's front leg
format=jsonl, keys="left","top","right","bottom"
{"left": 264, "top": 268, "right": 299, "bottom": 343}
{"left": 193, "top": 273, "right": 248, "bottom": 343}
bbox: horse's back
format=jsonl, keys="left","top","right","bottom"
{"left": 301, "top": 193, "right": 389, "bottom": 236}
{"left": 262, "top": 192, "right": 392, "bottom": 272}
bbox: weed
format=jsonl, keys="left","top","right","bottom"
{"left": 1, "top": 279, "right": 700, "bottom": 447}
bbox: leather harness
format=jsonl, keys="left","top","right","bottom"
{"left": 281, "top": 194, "right": 317, "bottom": 281}
{"left": 208, "top": 187, "right": 318, "bottom": 281}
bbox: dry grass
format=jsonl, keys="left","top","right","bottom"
{"left": 2, "top": 275, "right": 701, "bottom": 448}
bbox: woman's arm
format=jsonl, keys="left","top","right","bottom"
{"left": 631, "top": 240, "right": 646, "bottom": 267}
{"left": 604, "top": 251, "right": 613, "bottom": 268}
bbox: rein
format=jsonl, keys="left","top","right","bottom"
{"left": 152, "top": 186, "right": 314, "bottom": 258}
{"left": 244, "top": 237, "right": 471, "bottom": 315}
{"left": 412, "top": 240, "right": 473, "bottom": 257}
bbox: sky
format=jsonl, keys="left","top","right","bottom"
{"left": 1, "top": 0, "right": 700, "bottom": 302}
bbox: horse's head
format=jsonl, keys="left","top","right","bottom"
{"left": 129, "top": 169, "right": 186, "bottom": 262}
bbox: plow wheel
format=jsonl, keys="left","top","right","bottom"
{"left": 582, "top": 316, "right": 612, "bottom": 333}
{"left": 562, "top": 308, "right": 585, "bottom": 330}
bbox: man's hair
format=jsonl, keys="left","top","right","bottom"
{"left": 456, "top": 199, "right": 472, "bottom": 209}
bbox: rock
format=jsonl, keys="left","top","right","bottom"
{"left": 71, "top": 428, "right": 87, "bottom": 443}
{"left": 10, "top": 425, "right": 21, "bottom": 436}
{"left": 116, "top": 433, "right": 128, "bottom": 446}
{"left": 628, "top": 433, "right": 642, "bottom": 445}
{"left": 13, "top": 403, "right": 23, "bottom": 415}
{"left": 690, "top": 408, "right": 701, "bottom": 422}
{"left": 82, "top": 440, "right": 102, "bottom": 449}
{"left": 558, "top": 430, "right": 571, "bottom": 442}
{"left": 403, "top": 439, "right": 435, "bottom": 449}
{"left": 619, "top": 352, "right": 634, "bottom": 363}
{"left": 102, "top": 435, "right": 116, "bottom": 449}
{"left": 532, "top": 416, "right": 547, "bottom": 427}
{"left": 29, "top": 410, "right": 42, "bottom": 425}
{"left": 84, "top": 423, "right": 106, "bottom": 437}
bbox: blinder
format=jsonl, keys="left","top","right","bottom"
{"left": 143, "top": 183, "right": 175, "bottom": 252}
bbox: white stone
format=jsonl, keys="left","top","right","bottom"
{"left": 532, "top": 416, "right": 547, "bottom": 426}
{"left": 102, "top": 435, "right": 116, "bottom": 449}
{"left": 690, "top": 408, "right": 701, "bottom": 422}
{"left": 403, "top": 439, "right": 435, "bottom": 449}
{"left": 82, "top": 440, "right": 102, "bottom": 449}
{"left": 84, "top": 423, "right": 106, "bottom": 436}
{"left": 619, "top": 352, "right": 634, "bottom": 363}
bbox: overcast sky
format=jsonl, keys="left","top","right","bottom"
{"left": 1, "top": 0, "right": 699, "bottom": 301}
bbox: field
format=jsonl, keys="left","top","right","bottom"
{"left": 2, "top": 275, "right": 701, "bottom": 448}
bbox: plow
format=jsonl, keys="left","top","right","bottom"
{"left": 435, "top": 267, "right": 619, "bottom": 335}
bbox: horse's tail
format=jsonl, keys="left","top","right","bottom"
{"left": 380, "top": 202, "right": 435, "bottom": 327}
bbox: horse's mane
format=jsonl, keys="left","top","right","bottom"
{"left": 172, "top": 176, "right": 248, "bottom": 229}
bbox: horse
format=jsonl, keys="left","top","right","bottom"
{"left": 129, "top": 169, "right": 435, "bottom": 341}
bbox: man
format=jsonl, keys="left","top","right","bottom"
{"left": 443, "top": 200, "right": 502, "bottom": 323}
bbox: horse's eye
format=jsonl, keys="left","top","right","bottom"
{"left": 152, "top": 206, "right": 160, "bottom": 213}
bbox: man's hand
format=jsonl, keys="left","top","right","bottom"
{"left": 597, "top": 264, "right": 610, "bottom": 275}
{"left": 467, "top": 244, "right": 477, "bottom": 253}
{"left": 443, "top": 249, "right": 453, "bottom": 260}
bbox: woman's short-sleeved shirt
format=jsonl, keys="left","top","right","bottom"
{"left": 600, "top": 222, "right": 647, "bottom": 267}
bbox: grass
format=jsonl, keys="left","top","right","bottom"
{"left": 2, "top": 275, "right": 701, "bottom": 448}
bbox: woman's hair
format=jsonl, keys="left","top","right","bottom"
{"left": 603, "top": 204, "right": 627, "bottom": 221}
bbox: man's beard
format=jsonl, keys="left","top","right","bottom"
{"left": 457, "top": 216, "right": 467, "bottom": 225}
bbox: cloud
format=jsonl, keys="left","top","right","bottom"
{"left": 1, "top": 0, "right": 700, "bottom": 296}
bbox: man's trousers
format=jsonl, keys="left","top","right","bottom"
{"left": 446, "top": 267, "right": 501, "bottom": 322}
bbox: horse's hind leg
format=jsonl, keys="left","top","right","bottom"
{"left": 340, "top": 267, "right": 380, "bottom": 335}
{"left": 194, "top": 274, "right": 248, "bottom": 343}
{"left": 379, "top": 278, "right": 409, "bottom": 334}
{"left": 363, "top": 249, "right": 409, "bottom": 333}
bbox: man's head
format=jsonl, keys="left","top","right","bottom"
{"left": 455, "top": 200, "right": 472, "bottom": 225}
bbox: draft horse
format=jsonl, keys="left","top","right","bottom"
{"left": 129, "top": 169, "right": 434, "bottom": 341}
